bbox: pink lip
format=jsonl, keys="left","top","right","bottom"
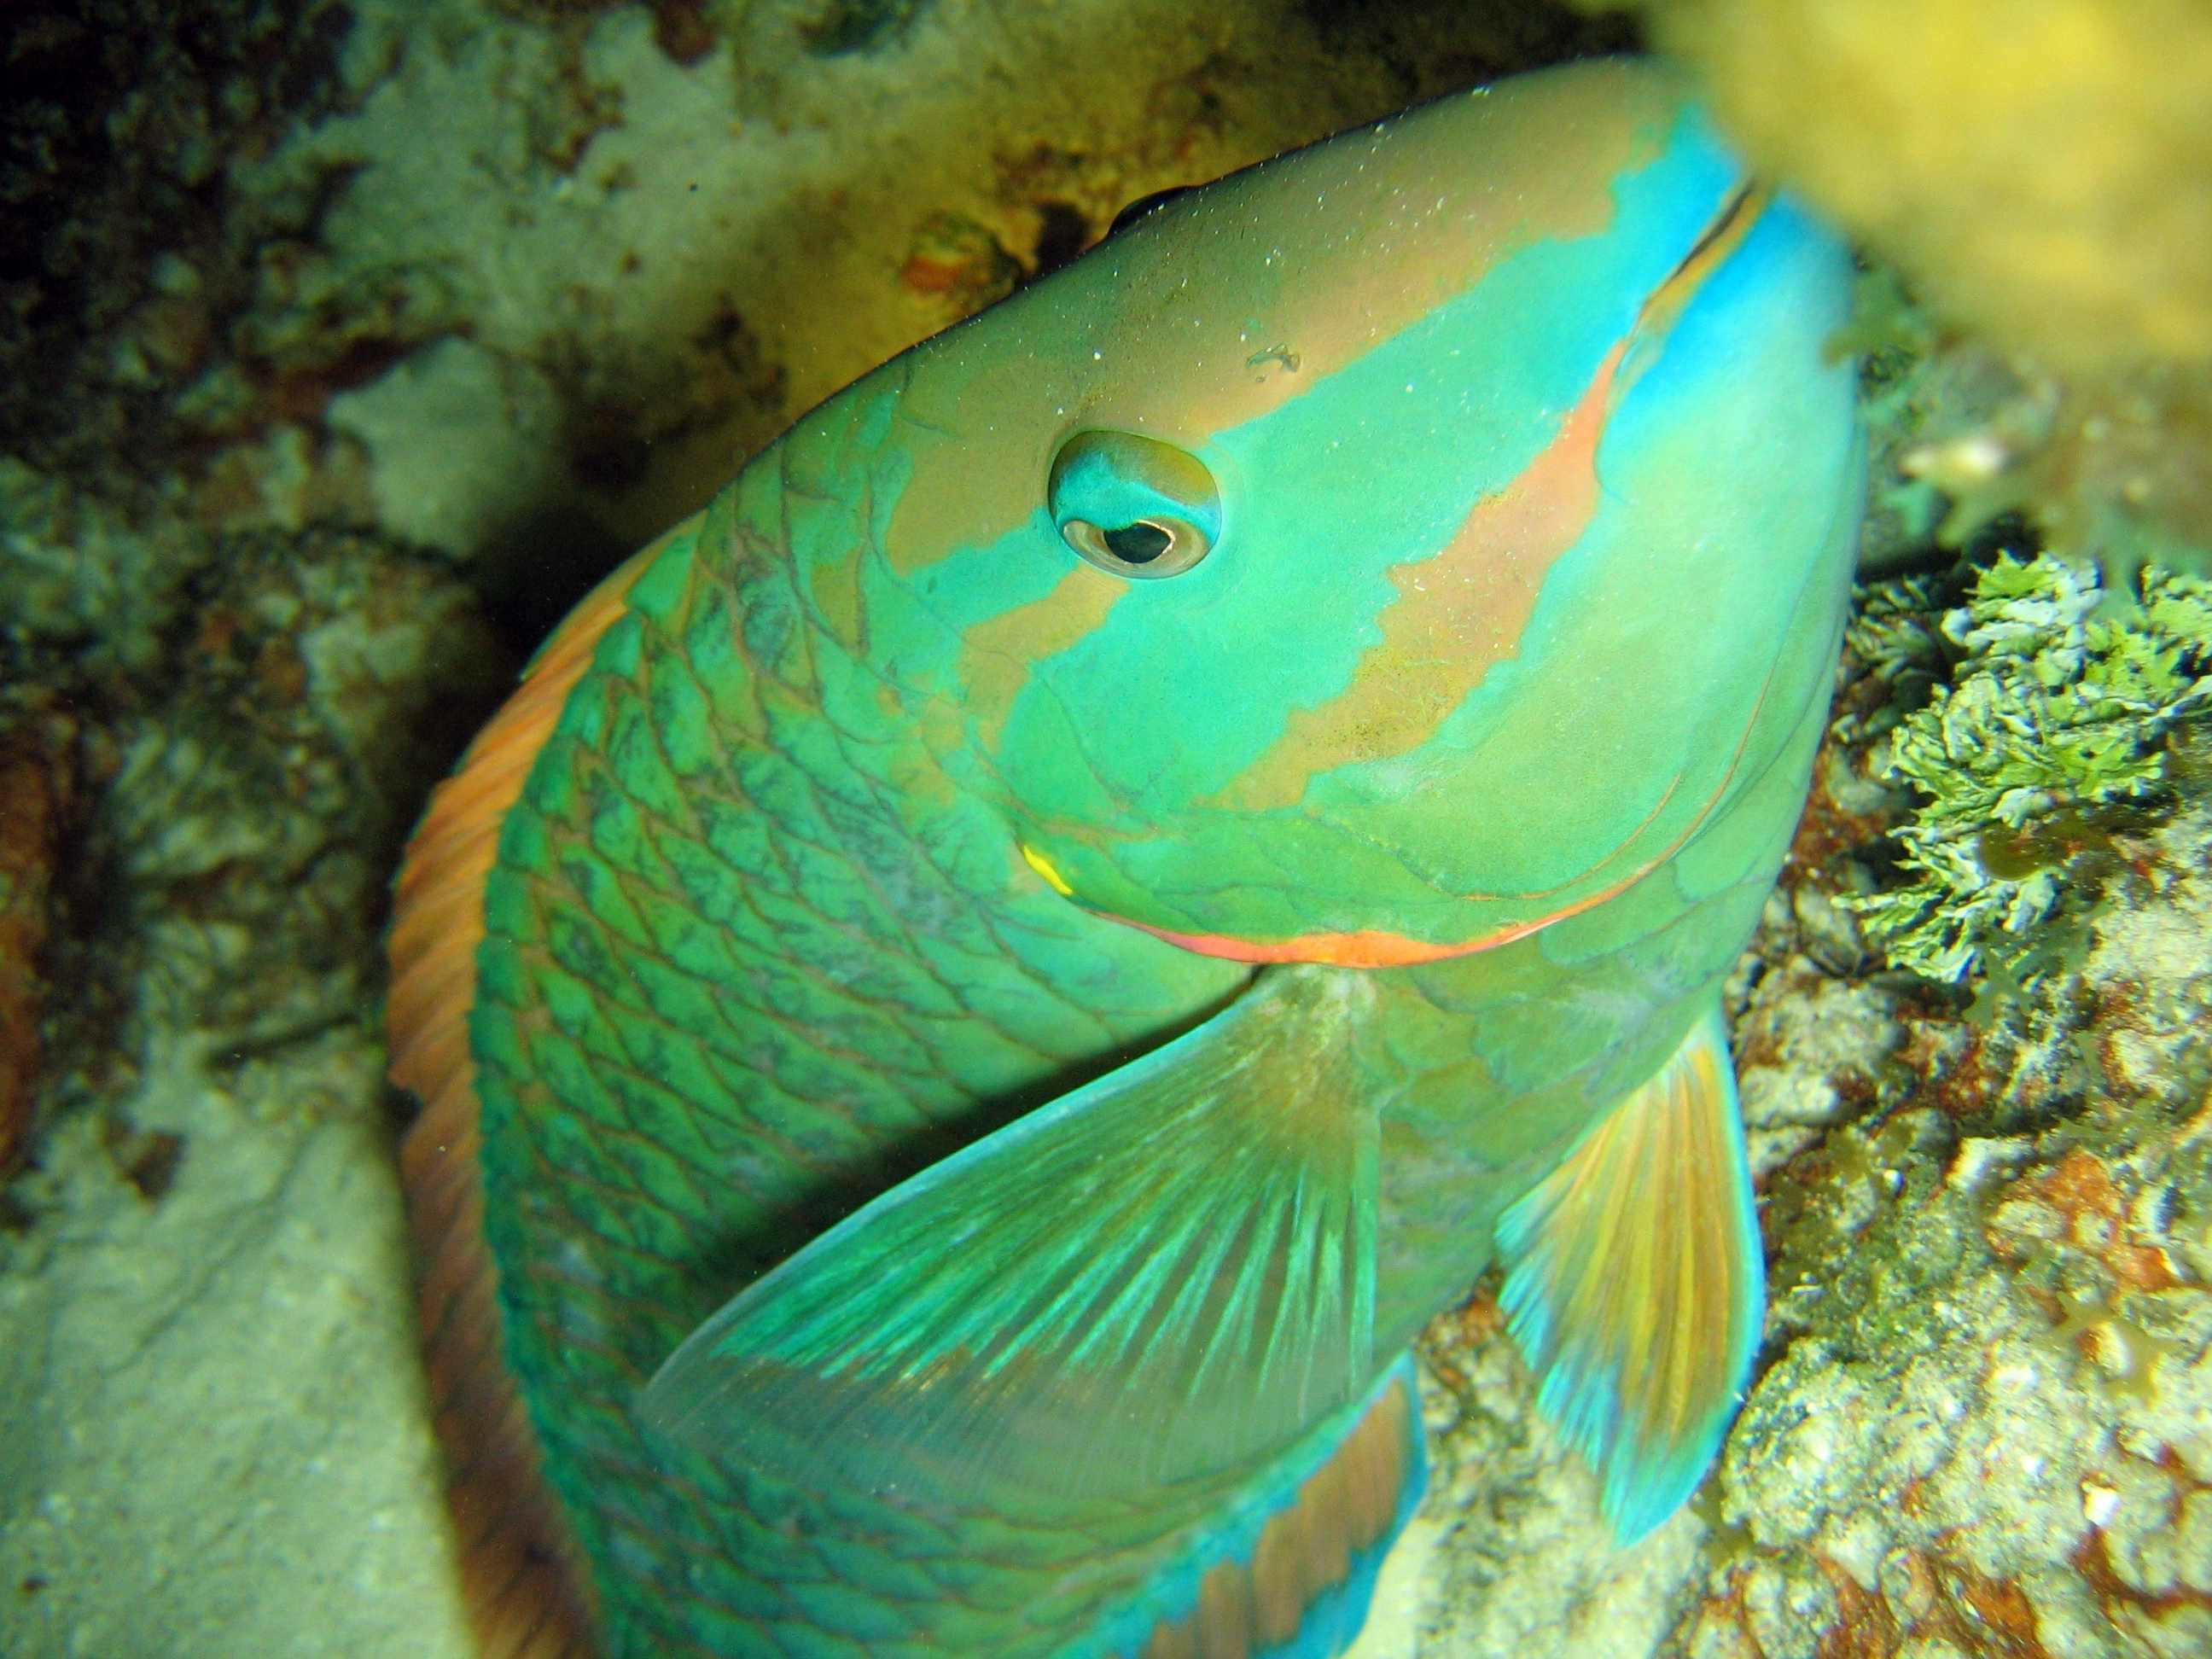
{"left": 1117, "top": 918, "right": 1542, "bottom": 968}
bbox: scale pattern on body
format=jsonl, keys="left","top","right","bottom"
{"left": 387, "top": 58, "right": 1865, "bottom": 1659}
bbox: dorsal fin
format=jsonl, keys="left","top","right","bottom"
{"left": 388, "top": 522, "right": 687, "bottom": 1659}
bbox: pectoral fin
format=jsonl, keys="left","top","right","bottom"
{"left": 1494, "top": 1004, "right": 1763, "bottom": 1544}
{"left": 642, "top": 965, "right": 1380, "bottom": 1510}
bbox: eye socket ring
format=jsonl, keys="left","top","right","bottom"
{"left": 1047, "top": 430, "right": 1221, "bottom": 581}
{"left": 1060, "top": 514, "right": 1210, "bottom": 578}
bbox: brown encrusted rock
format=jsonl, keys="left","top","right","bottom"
{"left": 0, "top": 704, "right": 74, "bottom": 1179}
{"left": 1377, "top": 767, "right": 2212, "bottom": 1659}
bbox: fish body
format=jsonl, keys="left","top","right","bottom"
{"left": 387, "top": 58, "right": 1863, "bottom": 1659}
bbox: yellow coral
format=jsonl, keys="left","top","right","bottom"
{"left": 1633, "top": 0, "right": 2212, "bottom": 372}
{"left": 1615, "top": 0, "right": 2212, "bottom": 569}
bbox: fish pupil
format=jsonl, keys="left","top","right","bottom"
{"left": 1105, "top": 521, "right": 1172, "bottom": 563}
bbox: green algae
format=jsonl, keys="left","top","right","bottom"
{"left": 1845, "top": 553, "right": 2212, "bottom": 986}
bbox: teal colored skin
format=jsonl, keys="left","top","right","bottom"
{"left": 463, "top": 59, "right": 1861, "bottom": 1658}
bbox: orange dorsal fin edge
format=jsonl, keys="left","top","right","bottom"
{"left": 388, "top": 530, "right": 674, "bottom": 1659}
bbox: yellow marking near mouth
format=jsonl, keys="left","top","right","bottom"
{"left": 1021, "top": 843, "right": 1074, "bottom": 895}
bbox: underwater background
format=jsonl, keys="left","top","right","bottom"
{"left": 2, "top": 1, "right": 2209, "bottom": 1655}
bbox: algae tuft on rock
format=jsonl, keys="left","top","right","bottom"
{"left": 1844, "top": 552, "right": 2212, "bottom": 986}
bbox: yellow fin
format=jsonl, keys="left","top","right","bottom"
{"left": 1494, "top": 1005, "right": 1763, "bottom": 1543}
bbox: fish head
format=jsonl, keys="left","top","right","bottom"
{"left": 878, "top": 56, "right": 1863, "bottom": 965}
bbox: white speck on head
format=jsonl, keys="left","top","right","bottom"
{"left": 2020, "top": 1453, "right": 2045, "bottom": 1478}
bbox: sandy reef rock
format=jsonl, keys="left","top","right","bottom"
{"left": 0, "top": 1026, "right": 475, "bottom": 1658}
{"left": 0, "top": 474, "right": 500, "bottom": 1655}
{"left": 1370, "top": 791, "right": 2212, "bottom": 1659}
{"left": 5, "top": 0, "right": 2212, "bottom": 1656}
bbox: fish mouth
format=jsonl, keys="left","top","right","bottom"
{"left": 1018, "top": 795, "right": 1675, "bottom": 968}
{"left": 1018, "top": 837, "right": 1498, "bottom": 965}
{"left": 1064, "top": 646, "right": 1792, "bottom": 971}
{"left": 1110, "top": 884, "right": 1643, "bottom": 966}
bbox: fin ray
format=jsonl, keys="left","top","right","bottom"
{"left": 1494, "top": 1004, "right": 1763, "bottom": 1543}
{"left": 642, "top": 965, "right": 1381, "bottom": 1509}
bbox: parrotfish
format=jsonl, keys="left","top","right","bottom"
{"left": 387, "top": 56, "right": 1863, "bottom": 1659}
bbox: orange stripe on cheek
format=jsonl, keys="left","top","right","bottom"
{"left": 1121, "top": 920, "right": 1499, "bottom": 968}
{"left": 1213, "top": 336, "right": 1627, "bottom": 813}
{"left": 1121, "top": 887, "right": 1649, "bottom": 963}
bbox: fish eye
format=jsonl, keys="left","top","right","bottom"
{"left": 1048, "top": 431, "right": 1220, "bottom": 580}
